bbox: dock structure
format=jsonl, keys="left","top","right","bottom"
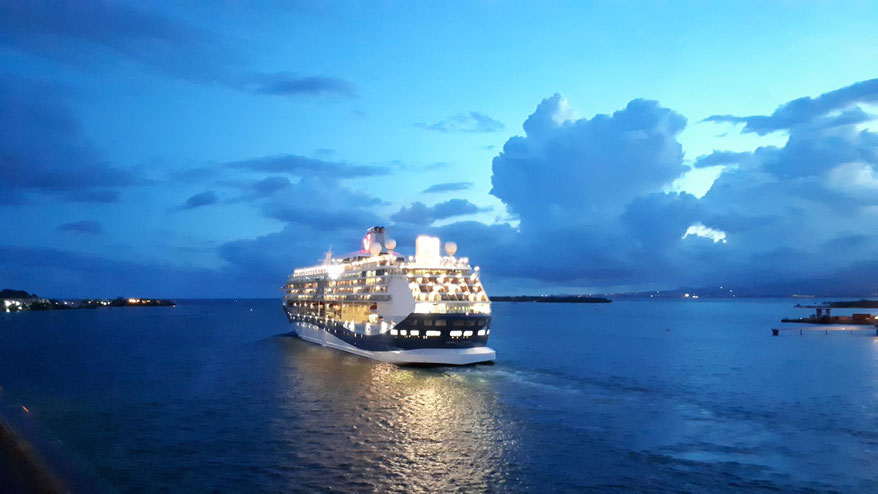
{"left": 772, "top": 325, "right": 878, "bottom": 336}
{"left": 795, "top": 304, "right": 832, "bottom": 317}
{"left": 781, "top": 304, "right": 878, "bottom": 326}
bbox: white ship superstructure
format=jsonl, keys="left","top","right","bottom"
{"left": 283, "top": 227, "right": 494, "bottom": 365}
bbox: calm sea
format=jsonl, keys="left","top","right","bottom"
{"left": 1, "top": 299, "right": 877, "bottom": 492}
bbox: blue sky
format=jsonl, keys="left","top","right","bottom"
{"left": 2, "top": 1, "right": 878, "bottom": 297}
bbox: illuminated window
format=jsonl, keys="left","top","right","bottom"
{"left": 426, "top": 330, "right": 441, "bottom": 337}
{"left": 410, "top": 330, "right": 420, "bottom": 336}
{"left": 449, "top": 330, "right": 462, "bottom": 337}
{"left": 477, "top": 329, "right": 486, "bottom": 336}
{"left": 400, "top": 330, "right": 407, "bottom": 336}
{"left": 463, "top": 330, "right": 473, "bottom": 337}
{"left": 390, "top": 329, "right": 398, "bottom": 335}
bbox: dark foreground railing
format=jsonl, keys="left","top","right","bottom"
{"left": 0, "top": 390, "right": 111, "bottom": 493}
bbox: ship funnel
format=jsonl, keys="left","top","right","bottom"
{"left": 416, "top": 235, "right": 441, "bottom": 263}
{"left": 363, "top": 226, "right": 388, "bottom": 253}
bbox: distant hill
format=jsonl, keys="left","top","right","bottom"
{"left": 0, "top": 288, "right": 38, "bottom": 299}
{"left": 826, "top": 299, "right": 878, "bottom": 308}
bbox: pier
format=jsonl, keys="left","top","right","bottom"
{"left": 771, "top": 326, "right": 878, "bottom": 336}
{"left": 780, "top": 304, "right": 878, "bottom": 326}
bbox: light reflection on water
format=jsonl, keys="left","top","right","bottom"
{"left": 273, "top": 337, "right": 518, "bottom": 492}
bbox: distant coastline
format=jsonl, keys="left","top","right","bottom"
{"left": 825, "top": 299, "right": 878, "bottom": 308}
{"left": 2, "top": 289, "right": 175, "bottom": 313}
{"left": 493, "top": 295, "right": 611, "bottom": 303}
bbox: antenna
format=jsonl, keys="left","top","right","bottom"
{"left": 321, "top": 244, "right": 334, "bottom": 265}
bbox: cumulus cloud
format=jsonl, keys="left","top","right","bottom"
{"left": 422, "top": 182, "right": 473, "bottom": 194}
{"left": 415, "top": 112, "right": 505, "bottom": 133}
{"left": 679, "top": 81, "right": 878, "bottom": 290}
{"left": 391, "top": 199, "right": 491, "bottom": 225}
{"left": 57, "top": 220, "right": 103, "bottom": 235}
{"left": 492, "top": 94, "right": 688, "bottom": 223}
{"left": 827, "top": 161, "right": 878, "bottom": 193}
{"left": 467, "top": 83, "right": 878, "bottom": 293}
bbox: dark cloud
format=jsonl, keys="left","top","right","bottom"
{"left": 422, "top": 182, "right": 473, "bottom": 194}
{"left": 0, "top": 244, "right": 236, "bottom": 298}
{"left": 0, "top": 74, "right": 139, "bottom": 204}
{"left": 415, "top": 112, "right": 505, "bottom": 133}
{"left": 621, "top": 192, "right": 701, "bottom": 253}
{"left": 264, "top": 206, "right": 381, "bottom": 231}
{"left": 60, "top": 189, "right": 122, "bottom": 203}
{"left": 225, "top": 154, "right": 390, "bottom": 178}
{"left": 218, "top": 222, "right": 375, "bottom": 288}
{"left": 178, "top": 190, "right": 218, "bottom": 210}
{"left": 0, "top": 2, "right": 354, "bottom": 99}
{"left": 255, "top": 175, "right": 384, "bottom": 231}
{"left": 249, "top": 176, "right": 292, "bottom": 197}
{"left": 705, "top": 78, "right": 878, "bottom": 135}
{"left": 246, "top": 73, "right": 356, "bottom": 97}
{"left": 391, "top": 199, "right": 490, "bottom": 225}
{"left": 0, "top": 1, "right": 235, "bottom": 82}
{"left": 57, "top": 220, "right": 103, "bottom": 235}
{"left": 693, "top": 150, "right": 752, "bottom": 168}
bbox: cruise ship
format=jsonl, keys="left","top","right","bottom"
{"left": 282, "top": 227, "right": 495, "bottom": 365}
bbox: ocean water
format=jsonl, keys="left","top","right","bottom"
{"left": 1, "top": 298, "right": 878, "bottom": 492}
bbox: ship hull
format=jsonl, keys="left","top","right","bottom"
{"left": 285, "top": 309, "right": 495, "bottom": 365}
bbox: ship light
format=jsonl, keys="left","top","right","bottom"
{"left": 327, "top": 264, "right": 345, "bottom": 280}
